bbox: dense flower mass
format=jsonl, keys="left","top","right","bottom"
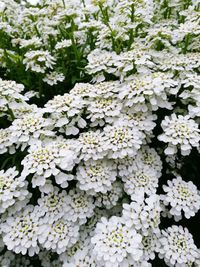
{"left": 161, "top": 176, "right": 200, "bottom": 221}
{"left": 158, "top": 114, "right": 200, "bottom": 155}
{"left": 0, "top": 0, "right": 199, "bottom": 266}
{"left": 91, "top": 216, "right": 143, "bottom": 267}
{"left": 158, "top": 226, "right": 199, "bottom": 267}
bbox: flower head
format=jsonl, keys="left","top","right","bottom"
{"left": 161, "top": 176, "right": 200, "bottom": 221}
{"left": 158, "top": 225, "right": 199, "bottom": 267}
{"left": 158, "top": 114, "right": 200, "bottom": 155}
{"left": 91, "top": 216, "right": 142, "bottom": 267}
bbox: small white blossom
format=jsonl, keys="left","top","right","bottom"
{"left": 103, "top": 122, "right": 144, "bottom": 159}
{"left": 70, "top": 82, "right": 94, "bottom": 97}
{"left": 19, "top": 37, "right": 42, "bottom": 48}
{"left": 0, "top": 128, "right": 15, "bottom": 154}
{"left": 65, "top": 188, "right": 95, "bottom": 225}
{"left": 76, "top": 159, "right": 117, "bottom": 194}
{"left": 43, "top": 71, "right": 65, "bottom": 85}
{"left": 10, "top": 112, "right": 54, "bottom": 149}
{"left": 86, "top": 95, "right": 123, "bottom": 126}
{"left": 117, "top": 145, "right": 162, "bottom": 178}
{"left": 158, "top": 225, "right": 199, "bottom": 267}
{"left": 91, "top": 216, "right": 143, "bottom": 267}
{"left": 161, "top": 176, "right": 200, "bottom": 221}
{"left": 95, "top": 181, "right": 123, "bottom": 209}
{"left": 122, "top": 164, "right": 159, "bottom": 197}
{"left": 141, "top": 233, "right": 160, "bottom": 261}
{"left": 2, "top": 205, "right": 41, "bottom": 256}
{"left": 122, "top": 194, "right": 161, "bottom": 236}
{"left": 118, "top": 72, "right": 177, "bottom": 111}
{"left": 0, "top": 167, "right": 29, "bottom": 213}
{"left": 78, "top": 130, "right": 107, "bottom": 160}
{"left": 44, "top": 93, "right": 86, "bottom": 135}
{"left": 0, "top": 79, "right": 27, "bottom": 116}
{"left": 55, "top": 39, "right": 72, "bottom": 49}
{"left": 158, "top": 114, "right": 200, "bottom": 155}
{"left": 153, "top": 52, "right": 200, "bottom": 72}
{"left": 36, "top": 187, "right": 70, "bottom": 223}
{"left": 59, "top": 231, "right": 92, "bottom": 264}
{"left": 121, "top": 107, "right": 157, "bottom": 136}
{"left": 21, "top": 142, "right": 75, "bottom": 187}
{"left": 86, "top": 49, "right": 119, "bottom": 82}
{"left": 39, "top": 219, "right": 79, "bottom": 254}
{"left": 66, "top": 248, "right": 98, "bottom": 267}
{"left": 23, "top": 50, "right": 56, "bottom": 73}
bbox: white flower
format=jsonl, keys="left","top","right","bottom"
{"left": 158, "top": 225, "right": 199, "bottom": 267}
{"left": 39, "top": 219, "right": 79, "bottom": 254}
{"left": 86, "top": 96, "right": 123, "bottom": 126}
{"left": 65, "top": 188, "right": 95, "bottom": 225}
{"left": 0, "top": 1, "right": 5, "bottom": 12}
{"left": 71, "top": 80, "right": 120, "bottom": 100}
{"left": 153, "top": 52, "right": 200, "bottom": 71}
{"left": 141, "top": 233, "right": 160, "bottom": 261}
{"left": 112, "top": 45, "right": 153, "bottom": 80}
{"left": 23, "top": 50, "right": 56, "bottom": 73}
{"left": 2, "top": 205, "right": 41, "bottom": 256}
{"left": 78, "top": 130, "right": 107, "bottom": 160}
{"left": 118, "top": 72, "right": 176, "bottom": 111}
{"left": 19, "top": 37, "right": 42, "bottom": 48}
{"left": 0, "top": 128, "right": 15, "bottom": 154}
{"left": 44, "top": 93, "right": 86, "bottom": 135}
{"left": 0, "top": 79, "right": 25, "bottom": 104}
{"left": 135, "top": 146, "right": 162, "bottom": 173}
{"left": 86, "top": 49, "right": 119, "bottom": 82}
{"left": 122, "top": 194, "right": 161, "bottom": 236}
{"left": 0, "top": 79, "right": 27, "bottom": 116}
{"left": 10, "top": 112, "right": 54, "bottom": 149}
{"left": 49, "top": 137, "right": 79, "bottom": 187}
{"left": 0, "top": 167, "right": 29, "bottom": 213}
{"left": 76, "top": 159, "right": 117, "bottom": 194}
{"left": 45, "top": 93, "right": 84, "bottom": 117}
{"left": 120, "top": 107, "right": 157, "bottom": 136}
{"left": 95, "top": 181, "right": 123, "bottom": 209}
{"left": 90, "top": 81, "right": 121, "bottom": 98}
{"left": 158, "top": 114, "right": 200, "bottom": 155}
{"left": 66, "top": 248, "right": 98, "bottom": 267}
{"left": 21, "top": 142, "right": 75, "bottom": 187}
{"left": 103, "top": 122, "right": 144, "bottom": 159}
{"left": 8, "top": 102, "right": 39, "bottom": 119}
{"left": 55, "top": 39, "right": 72, "bottom": 49}
{"left": 36, "top": 186, "right": 70, "bottom": 223}
{"left": 70, "top": 83, "right": 94, "bottom": 97}
{"left": 43, "top": 71, "right": 65, "bottom": 85}
{"left": 91, "top": 216, "right": 143, "bottom": 267}
{"left": 122, "top": 164, "right": 159, "bottom": 197}
{"left": 59, "top": 236, "right": 88, "bottom": 264}
{"left": 161, "top": 176, "right": 200, "bottom": 221}
{"left": 118, "top": 145, "right": 163, "bottom": 178}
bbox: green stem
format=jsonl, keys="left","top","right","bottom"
{"left": 6, "top": 104, "right": 15, "bottom": 120}
{"left": 98, "top": 4, "right": 117, "bottom": 52}
{"left": 128, "top": 4, "right": 135, "bottom": 50}
{"left": 62, "top": 0, "right": 66, "bottom": 8}
{"left": 69, "top": 21, "right": 80, "bottom": 64}
{"left": 183, "top": 34, "right": 190, "bottom": 54}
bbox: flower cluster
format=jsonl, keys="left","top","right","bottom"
{"left": 158, "top": 225, "right": 199, "bottom": 267}
{"left": 0, "top": 0, "right": 199, "bottom": 266}
{"left": 158, "top": 114, "right": 200, "bottom": 156}
{"left": 161, "top": 176, "right": 200, "bottom": 221}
